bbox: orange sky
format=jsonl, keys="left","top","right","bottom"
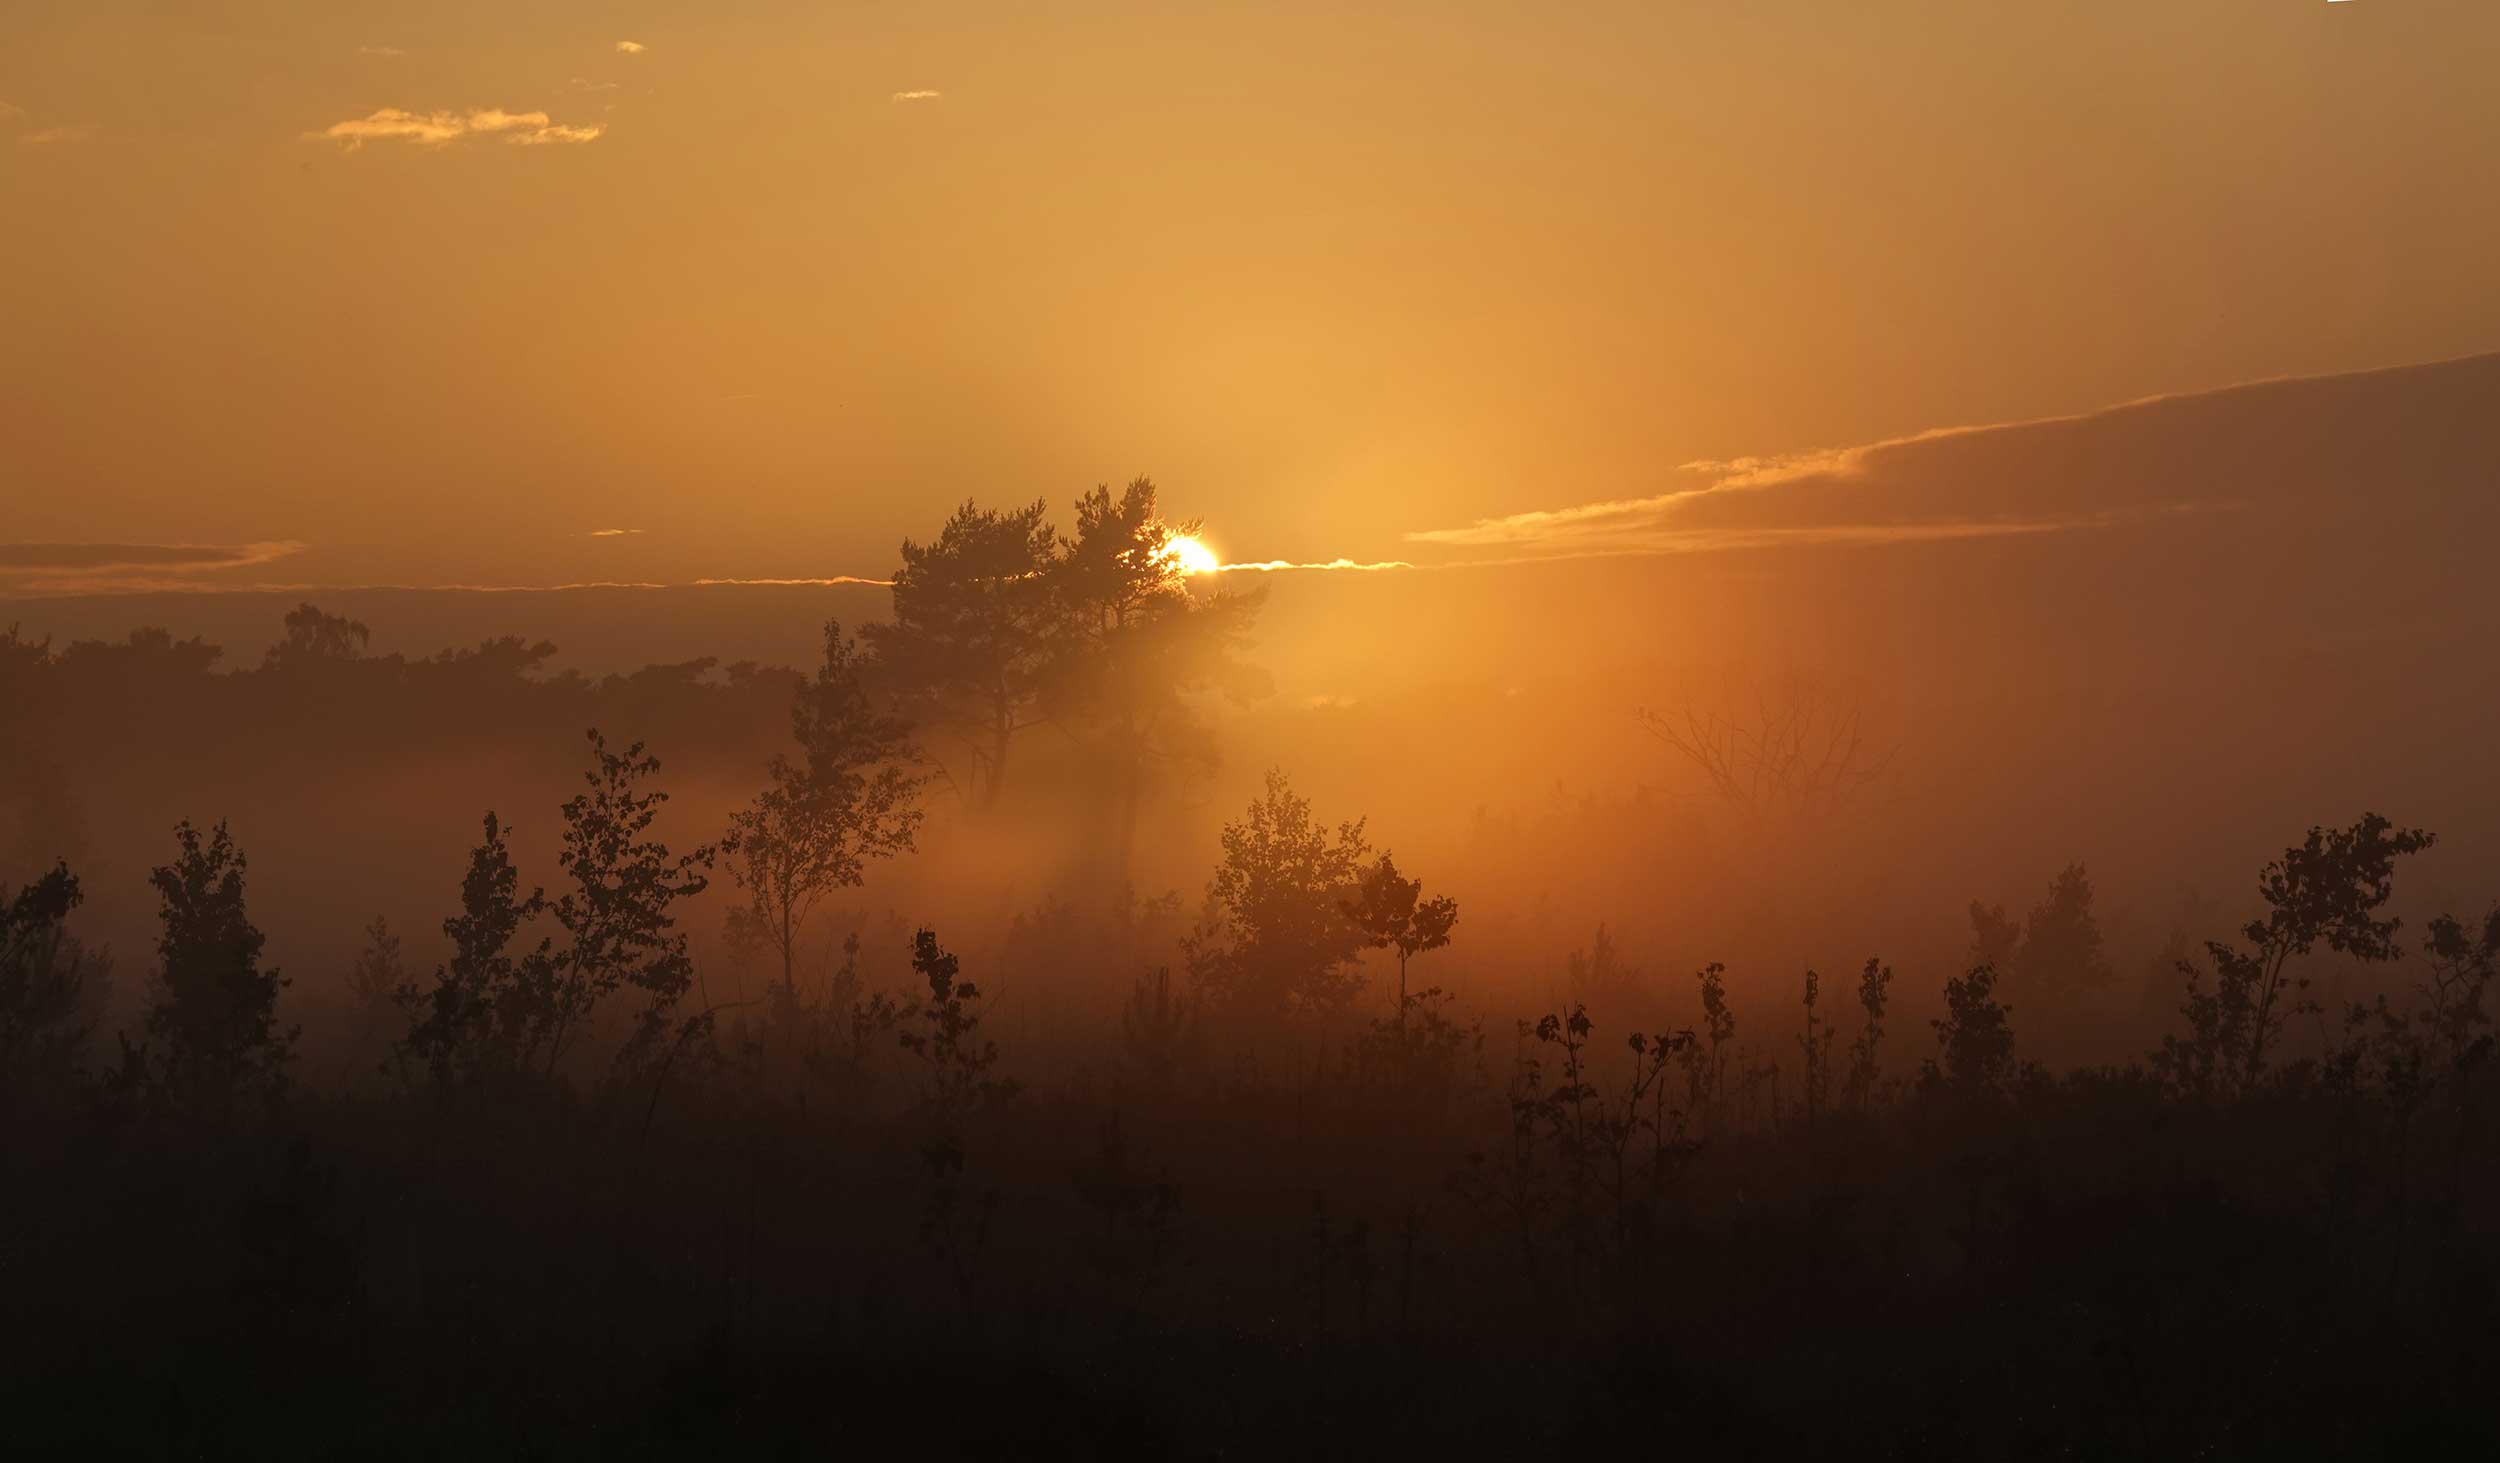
{"left": 4, "top": 0, "right": 2495, "bottom": 595}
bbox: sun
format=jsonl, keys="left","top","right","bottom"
{"left": 1162, "top": 534, "right": 1221, "bottom": 576}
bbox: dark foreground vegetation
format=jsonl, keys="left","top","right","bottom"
{"left": 7, "top": 796, "right": 2494, "bottom": 1457}
{"left": 4, "top": 491, "right": 2496, "bottom": 1459}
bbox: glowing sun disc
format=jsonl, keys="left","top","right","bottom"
{"left": 1164, "top": 535, "right": 1221, "bottom": 575}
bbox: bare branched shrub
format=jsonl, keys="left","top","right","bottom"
{"left": 1639, "top": 664, "right": 1899, "bottom": 822}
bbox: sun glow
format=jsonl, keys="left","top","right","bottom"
{"left": 1163, "top": 534, "right": 1221, "bottom": 575}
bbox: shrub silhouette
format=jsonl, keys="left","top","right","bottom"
{"left": 1922, "top": 964, "right": 2016, "bottom": 1097}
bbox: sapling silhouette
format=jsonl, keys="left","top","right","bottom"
{"left": 1070, "top": 1113, "right": 1181, "bottom": 1314}
{"left": 898, "top": 929, "right": 1015, "bottom": 1309}
{"left": 549, "top": 730, "right": 716, "bottom": 1084}
{"left": 898, "top": 927, "right": 1015, "bottom": 1114}
{"left": 2156, "top": 814, "right": 2433, "bottom": 1098}
{"left": 1117, "top": 965, "right": 1196, "bottom": 1097}
{"left": 1842, "top": 956, "right": 1893, "bottom": 1110}
{"left": 394, "top": 812, "right": 554, "bottom": 1094}
{"left": 2417, "top": 907, "right": 2497, "bottom": 1077}
{"left": 1681, "top": 962, "right": 1737, "bottom": 1134}
{"left": 1342, "top": 852, "right": 1458, "bottom": 1039}
{"left": 1460, "top": 1003, "right": 1696, "bottom": 1301}
{"left": 1968, "top": 899, "right": 2021, "bottom": 975}
{"left": 1350, "top": 985, "right": 1482, "bottom": 1113}
{"left": 344, "top": 915, "right": 403, "bottom": 1082}
{"left": 723, "top": 622, "right": 922, "bottom": 994}
{"left": 1796, "top": 968, "right": 1831, "bottom": 1129}
{"left": 1183, "top": 769, "right": 1372, "bottom": 1025}
{"left": 2417, "top": 907, "right": 2498, "bottom": 1226}
{"left": 1923, "top": 965, "right": 2016, "bottom": 1096}
{"left": 2022, "top": 863, "right": 2114, "bottom": 1004}
{"left": 1563, "top": 924, "right": 1642, "bottom": 1016}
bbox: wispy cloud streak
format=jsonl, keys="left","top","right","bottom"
{"left": 311, "top": 107, "right": 603, "bottom": 150}
{"left": 0, "top": 541, "right": 310, "bottom": 598}
{"left": 1210, "top": 557, "right": 1416, "bottom": 574}
{"left": 1406, "top": 392, "right": 2232, "bottom": 562}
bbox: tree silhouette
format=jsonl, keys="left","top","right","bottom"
{"left": 1048, "top": 479, "right": 1268, "bottom": 871}
{"left": 2159, "top": 813, "right": 2433, "bottom": 1097}
{"left": 2020, "top": 863, "right": 2113, "bottom": 1005}
{"left": 1966, "top": 899, "right": 2021, "bottom": 974}
{"left": 725, "top": 622, "right": 924, "bottom": 993}
{"left": 263, "top": 603, "right": 371, "bottom": 670}
{"left": 396, "top": 813, "right": 555, "bottom": 1091}
{"left": 1923, "top": 964, "right": 2015, "bottom": 1096}
{"left": 862, "top": 500, "right": 1060, "bottom": 809}
{"left": 1342, "top": 852, "right": 1458, "bottom": 1037}
{"left": 547, "top": 731, "right": 715, "bottom": 1076}
{"left": 1185, "top": 769, "right": 1371, "bottom": 1025}
{"left": 145, "top": 820, "right": 293, "bottom": 1103}
{"left": 1, "top": 860, "right": 104, "bottom": 1102}
{"left": 1843, "top": 955, "right": 1893, "bottom": 1109}
{"left": 1969, "top": 864, "right": 2112, "bottom": 1012}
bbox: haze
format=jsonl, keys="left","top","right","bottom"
{"left": 7, "top": 5, "right": 2500, "bottom": 1454}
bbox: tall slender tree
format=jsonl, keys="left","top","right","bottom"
{"left": 862, "top": 500, "right": 1060, "bottom": 809}
{"left": 145, "top": 820, "right": 293, "bottom": 1102}
{"left": 548, "top": 731, "right": 715, "bottom": 1075}
{"left": 725, "top": 622, "right": 924, "bottom": 992}
{"left": 1048, "top": 479, "right": 1267, "bottom": 871}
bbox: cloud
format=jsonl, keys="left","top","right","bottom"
{"left": 1209, "top": 557, "right": 1416, "bottom": 574}
{"left": 358, "top": 45, "right": 406, "bottom": 58}
{"left": 0, "top": 541, "right": 310, "bottom": 598}
{"left": 567, "top": 77, "right": 620, "bottom": 93}
{"left": 311, "top": 108, "right": 603, "bottom": 150}
{"left": 298, "top": 577, "right": 892, "bottom": 593}
{"left": 509, "top": 122, "right": 604, "bottom": 145}
{"left": 588, "top": 528, "right": 644, "bottom": 538}
{"left": 891, "top": 90, "right": 942, "bottom": 102}
{"left": 614, "top": 40, "right": 646, "bottom": 54}
{"left": 688, "top": 576, "right": 894, "bottom": 588}
{"left": 1401, "top": 382, "right": 2253, "bottom": 563}
{"left": 0, "top": 100, "right": 24, "bottom": 123}
{"left": 18, "top": 123, "right": 97, "bottom": 146}
{"left": 1431, "top": 513, "right": 2212, "bottom": 564}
